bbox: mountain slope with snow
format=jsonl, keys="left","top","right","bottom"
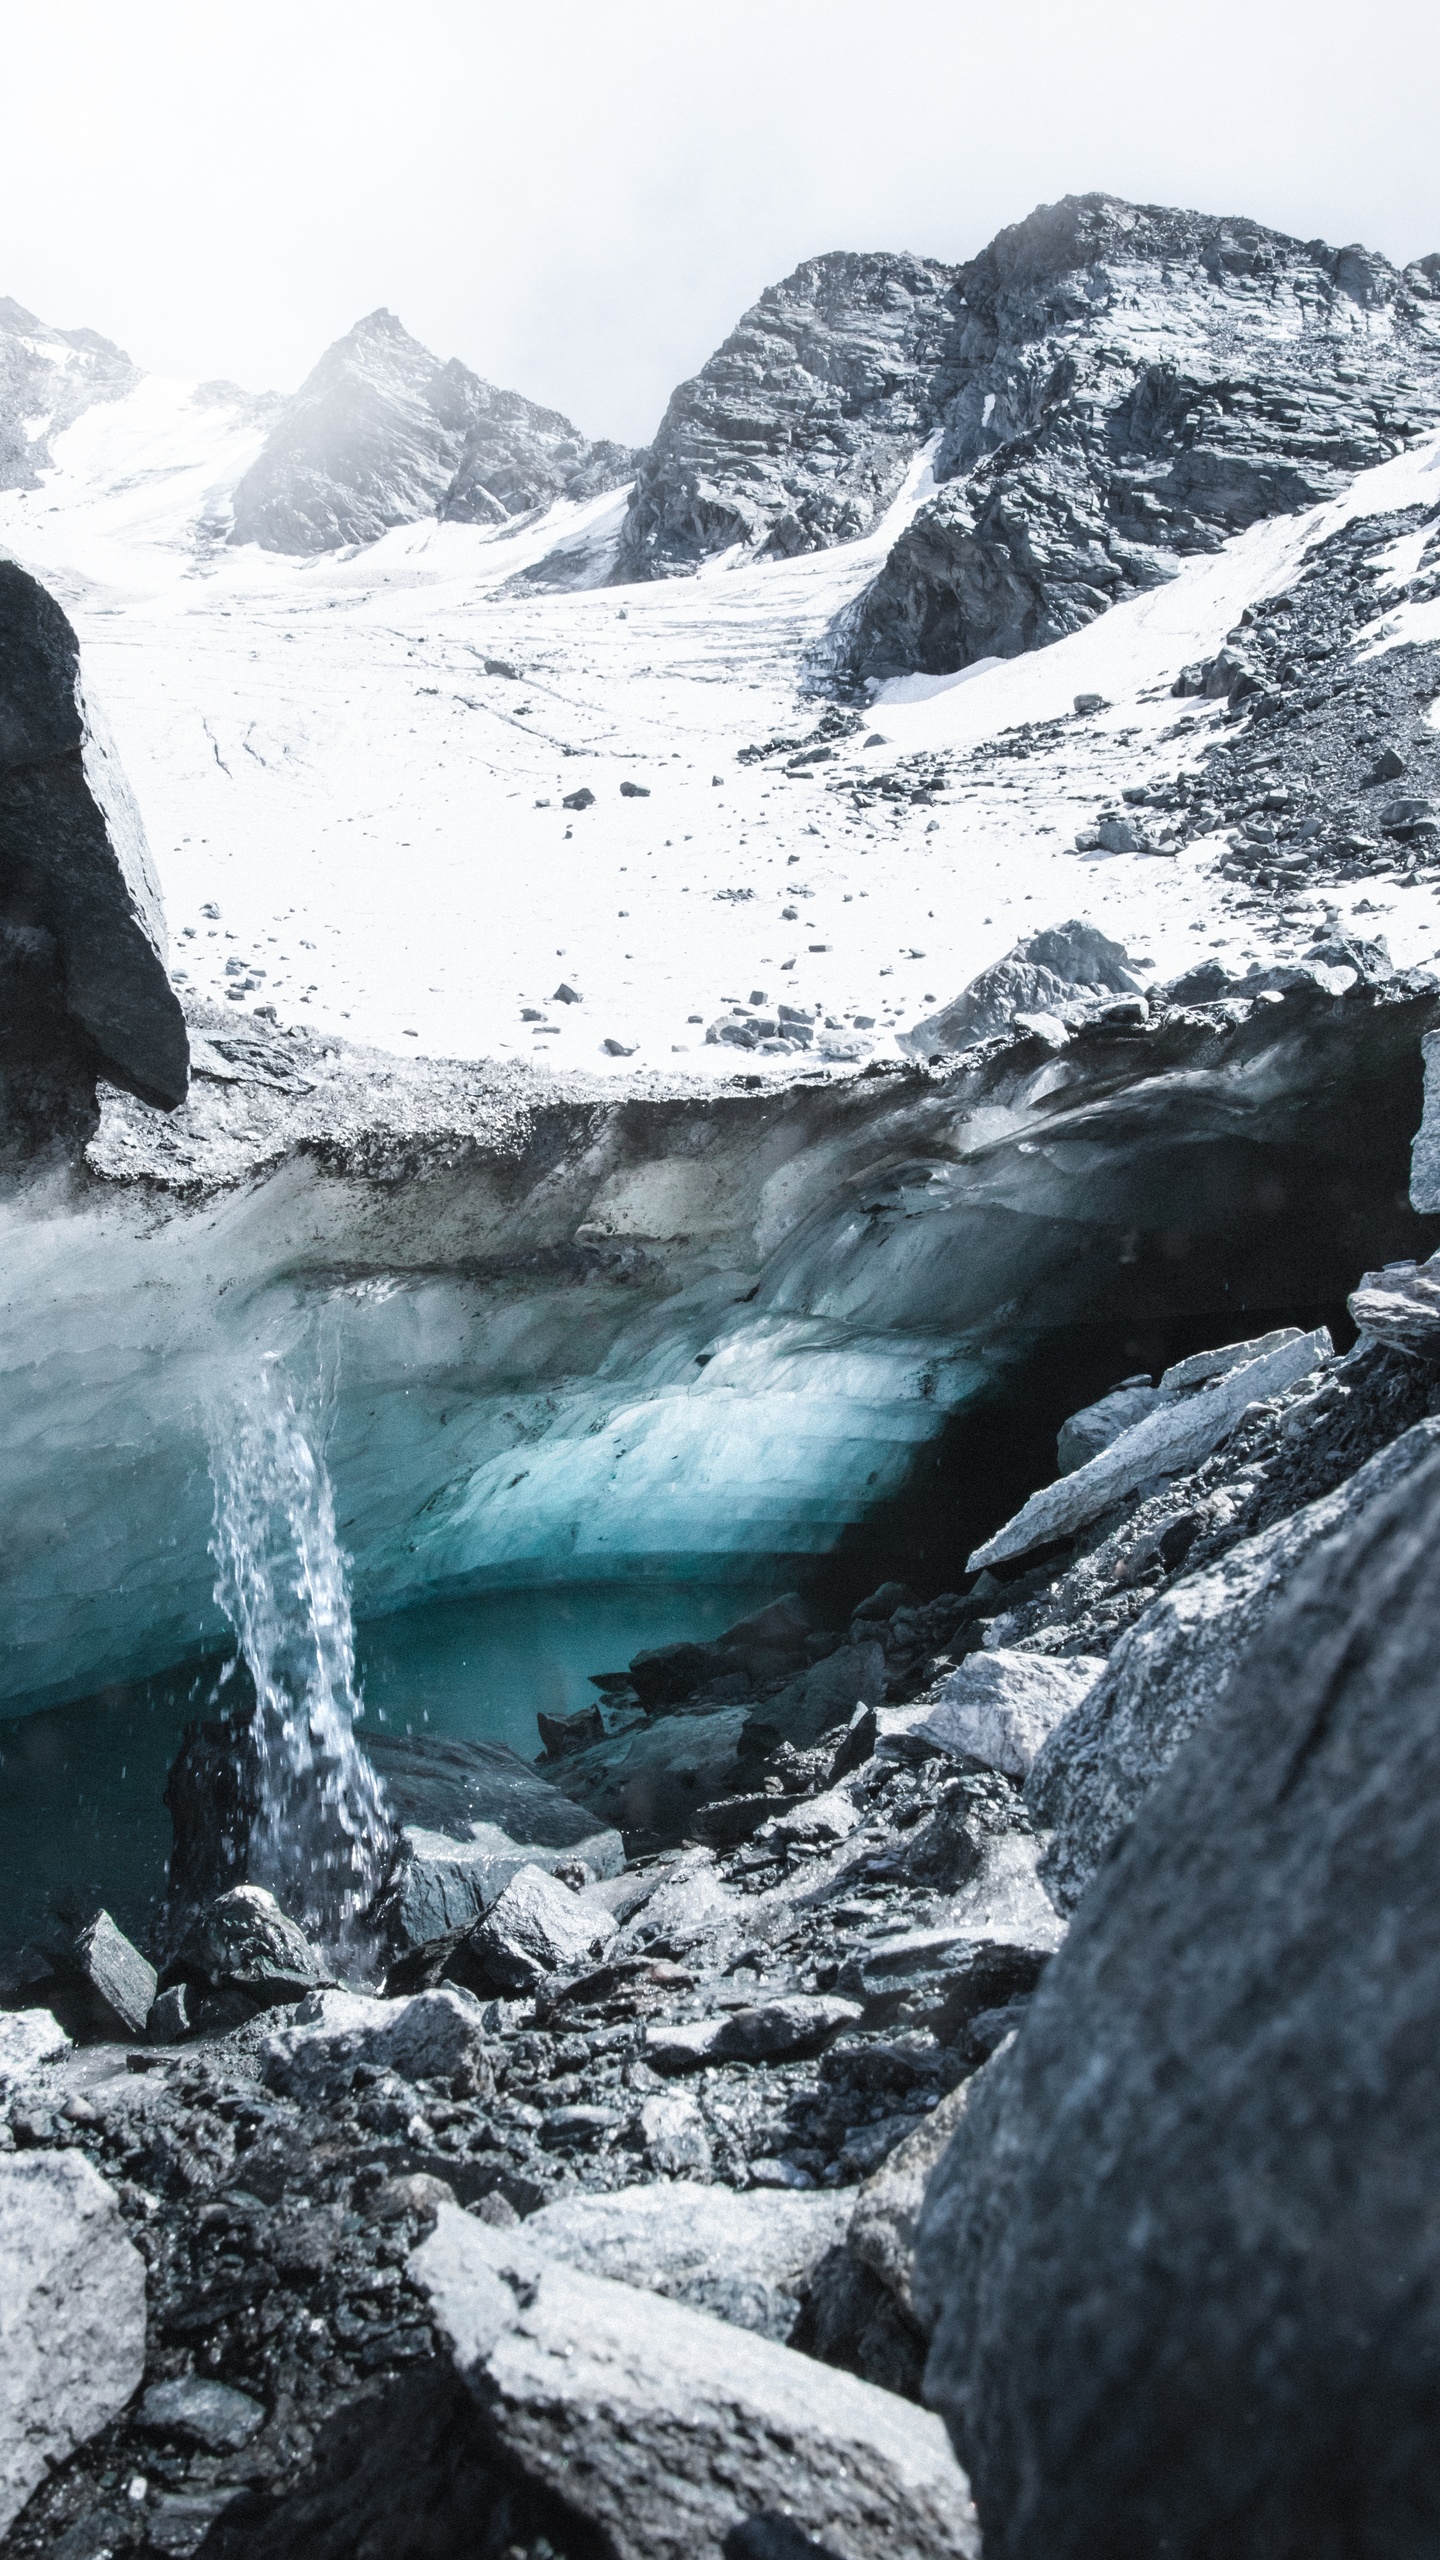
{"left": 229, "top": 307, "right": 636, "bottom": 554}
{"left": 2, "top": 204, "right": 1439, "bottom": 1093}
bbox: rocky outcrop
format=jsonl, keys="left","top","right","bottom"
{"left": 900, "top": 919, "right": 1142, "bottom": 1055}
{"left": 611, "top": 252, "right": 963, "bottom": 581}
{"left": 0, "top": 297, "right": 139, "bottom": 491}
{"left": 1027, "top": 1414, "right": 1440, "bottom": 1912}
{"left": 410, "top": 2205, "right": 978, "bottom": 2560}
{"left": 0, "top": 559, "right": 188, "bottom": 1136}
{"left": 824, "top": 194, "right": 1440, "bottom": 687}
{"left": 0, "top": 2151, "right": 147, "bottom": 2534}
{"left": 228, "top": 309, "right": 634, "bottom": 553}
{"left": 917, "top": 1428, "right": 1440, "bottom": 2557}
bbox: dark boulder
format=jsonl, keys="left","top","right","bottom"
{"left": 919, "top": 1428, "right": 1440, "bottom": 2557}
{"left": 0, "top": 558, "right": 188, "bottom": 1122}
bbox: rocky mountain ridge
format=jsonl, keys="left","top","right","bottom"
{"left": 228, "top": 308, "right": 636, "bottom": 554}
{"left": 0, "top": 297, "right": 139, "bottom": 490}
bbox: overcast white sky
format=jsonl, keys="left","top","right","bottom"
{"left": 4, "top": 0, "right": 1438, "bottom": 445}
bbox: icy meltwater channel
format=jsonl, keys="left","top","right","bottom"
{"left": 0, "top": 1373, "right": 779, "bottom": 1960}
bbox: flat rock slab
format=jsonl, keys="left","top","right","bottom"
{"left": 139, "top": 2376, "right": 265, "bottom": 2452}
{"left": 646, "top": 1994, "right": 862, "bottom": 2072}
{"left": 969, "top": 1327, "right": 1332, "bottom": 1568}
{"left": 525, "top": 2181, "right": 853, "bottom": 2341}
{"left": 0, "top": 2150, "right": 147, "bottom": 2534}
{"left": 409, "top": 2205, "right": 978, "bottom": 2560}
{"left": 836, "top": 1929, "right": 1052, "bottom": 2041}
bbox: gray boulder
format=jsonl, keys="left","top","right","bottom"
{"left": 524, "top": 2183, "right": 853, "bottom": 2343}
{"left": 646, "top": 1995, "right": 863, "bottom": 2073}
{"left": 835, "top": 1930, "right": 1052, "bottom": 2043}
{"left": 849, "top": 2078, "right": 980, "bottom": 2322}
{"left": 545, "top": 1705, "right": 751, "bottom": 1842}
{"left": 902, "top": 921, "right": 1140, "bottom": 1057}
{"left": 458, "top": 1862, "right": 617, "bottom": 1994}
{"left": 409, "top": 2205, "right": 979, "bottom": 2560}
{"left": 364, "top": 1730, "right": 624, "bottom": 1950}
{"left": 70, "top": 1909, "right": 156, "bottom": 2037}
{"left": 1349, "top": 1250, "right": 1440, "bottom": 1349}
{"left": 0, "top": 558, "right": 188, "bottom": 1115}
{"left": 917, "top": 1650, "right": 1104, "bottom": 1779}
{"left": 260, "top": 1984, "right": 489, "bottom": 2100}
{"left": 171, "top": 1883, "right": 323, "bottom": 2004}
{"left": 0, "top": 2151, "right": 147, "bottom": 2533}
{"left": 970, "top": 1326, "right": 1332, "bottom": 1569}
{"left": 138, "top": 2375, "right": 264, "bottom": 2452}
{"left": 0, "top": 2009, "right": 69, "bottom": 2092}
{"left": 1055, "top": 1376, "right": 1157, "bottom": 1473}
{"left": 1028, "top": 1417, "right": 1440, "bottom": 1911}
{"left": 918, "top": 1415, "right": 1440, "bottom": 2557}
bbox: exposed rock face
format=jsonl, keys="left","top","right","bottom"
{"left": 918, "top": 1430, "right": 1440, "bottom": 2558}
{"left": 826, "top": 193, "right": 1440, "bottom": 687}
{"left": 522, "top": 2183, "right": 853, "bottom": 2343}
{"left": 0, "top": 297, "right": 139, "bottom": 491}
{"left": 0, "top": 559, "right": 188, "bottom": 1129}
{"left": 0, "top": 2151, "right": 147, "bottom": 2534}
{"left": 229, "top": 308, "right": 634, "bottom": 553}
{"left": 612, "top": 252, "right": 963, "bottom": 581}
{"left": 1027, "top": 1414, "right": 1440, "bottom": 1912}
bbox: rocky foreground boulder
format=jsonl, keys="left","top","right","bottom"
{"left": 0, "top": 558, "right": 188, "bottom": 1142}
{"left": 918, "top": 1427, "right": 1440, "bottom": 2556}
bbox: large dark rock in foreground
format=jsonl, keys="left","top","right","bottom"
{"left": 917, "top": 1429, "right": 1440, "bottom": 2557}
{"left": 828, "top": 194, "right": 1440, "bottom": 688}
{"left": 0, "top": 558, "right": 187, "bottom": 1128}
{"left": 229, "top": 309, "right": 634, "bottom": 554}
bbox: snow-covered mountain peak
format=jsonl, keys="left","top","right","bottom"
{"left": 228, "top": 309, "right": 637, "bottom": 555}
{"left": 0, "top": 294, "right": 140, "bottom": 489}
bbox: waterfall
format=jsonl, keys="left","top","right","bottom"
{"left": 207, "top": 1362, "right": 394, "bottom": 1945}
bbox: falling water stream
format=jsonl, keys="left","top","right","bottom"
{"left": 206, "top": 1363, "right": 394, "bottom": 1944}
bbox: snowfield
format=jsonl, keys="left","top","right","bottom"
{"left": 4, "top": 377, "right": 1440, "bottom": 1077}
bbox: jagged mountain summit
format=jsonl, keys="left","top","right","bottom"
{"left": 827, "top": 194, "right": 1440, "bottom": 690}
{"left": 588, "top": 193, "right": 1440, "bottom": 698}
{"left": 228, "top": 307, "right": 637, "bottom": 553}
{"left": 0, "top": 297, "right": 139, "bottom": 490}
{"left": 612, "top": 250, "right": 963, "bottom": 579}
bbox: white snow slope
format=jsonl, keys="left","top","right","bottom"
{"left": 4, "top": 377, "right": 1440, "bottom": 1078}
